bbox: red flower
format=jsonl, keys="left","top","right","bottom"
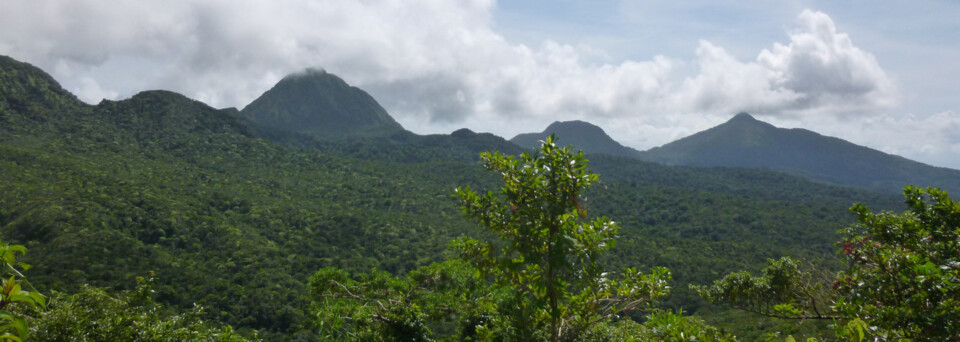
{"left": 842, "top": 242, "right": 854, "bottom": 255}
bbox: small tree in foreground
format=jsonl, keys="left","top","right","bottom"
{"left": 454, "top": 135, "right": 671, "bottom": 341}
{"left": 696, "top": 186, "right": 960, "bottom": 341}
{"left": 833, "top": 186, "right": 960, "bottom": 339}
{"left": 309, "top": 138, "right": 734, "bottom": 341}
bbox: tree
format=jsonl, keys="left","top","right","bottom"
{"left": 833, "top": 186, "right": 960, "bottom": 340}
{"left": 692, "top": 257, "right": 837, "bottom": 320}
{"left": 0, "top": 239, "right": 45, "bottom": 342}
{"left": 309, "top": 259, "right": 492, "bottom": 341}
{"left": 29, "top": 275, "right": 255, "bottom": 342}
{"left": 696, "top": 186, "right": 960, "bottom": 341}
{"left": 310, "top": 266, "right": 435, "bottom": 341}
{"left": 453, "top": 135, "right": 671, "bottom": 341}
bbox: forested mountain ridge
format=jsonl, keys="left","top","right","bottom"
{"left": 638, "top": 112, "right": 960, "bottom": 194}
{"left": 516, "top": 112, "right": 960, "bottom": 195}
{"left": 511, "top": 120, "right": 642, "bottom": 158}
{"left": 239, "top": 68, "right": 405, "bottom": 138}
{"left": 1, "top": 55, "right": 904, "bottom": 339}
{"left": 0, "top": 55, "right": 87, "bottom": 130}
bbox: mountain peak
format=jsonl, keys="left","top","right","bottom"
{"left": 729, "top": 112, "right": 757, "bottom": 122}
{"left": 718, "top": 112, "right": 778, "bottom": 133}
{"left": 510, "top": 120, "right": 640, "bottom": 157}
{"left": 240, "top": 69, "right": 404, "bottom": 138}
{"left": 0, "top": 55, "right": 85, "bottom": 119}
{"left": 450, "top": 128, "right": 476, "bottom": 137}
{"left": 544, "top": 120, "right": 604, "bottom": 134}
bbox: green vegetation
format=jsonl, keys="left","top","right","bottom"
{"left": 30, "top": 276, "right": 253, "bottom": 342}
{"left": 6, "top": 54, "right": 956, "bottom": 340}
{"left": 453, "top": 135, "right": 670, "bottom": 341}
{"left": 697, "top": 186, "right": 960, "bottom": 340}
{"left": 310, "top": 136, "right": 736, "bottom": 341}
{"left": 0, "top": 240, "right": 45, "bottom": 341}
{"left": 835, "top": 186, "right": 960, "bottom": 339}
{"left": 310, "top": 259, "right": 484, "bottom": 341}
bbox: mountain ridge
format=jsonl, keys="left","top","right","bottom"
{"left": 510, "top": 120, "right": 641, "bottom": 158}
{"left": 512, "top": 112, "right": 960, "bottom": 194}
{"left": 0, "top": 55, "right": 87, "bottom": 128}
{"left": 636, "top": 112, "right": 960, "bottom": 193}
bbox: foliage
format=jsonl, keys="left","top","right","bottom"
{"left": 576, "top": 309, "right": 737, "bottom": 342}
{"left": 637, "top": 309, "right": 737, "bottom": 342}
{"left": 29, "top": 276, "right": 255, "bottom": 342}
{"left": 0, "top": 239, "right": 45, "bottom": 342}
{"left": 697, "top": 186, "right": 960, "bottom": 340}
{"left": 454, "top": 135, "right": 671, "bottom": 341}
{"left": 833, "top": 186, "right": 960, "bottom": 340}
{"left": 309, "top": 259, "right": 493, "bottom": 341}
{"left": 693, "top": 257, "right": 835, "bottom": 320}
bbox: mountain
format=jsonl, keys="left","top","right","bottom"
{"left": 510, "top": 120, "right": 641, "bottom": 157}
{"left": 0, "top": 55, "right": 905, "bottom": 339}
{"left": 0, "top": 55, "right": 86, "bottom": 129}
{"left": 240, "top": 68, "right": 405, "bottom": 138}
{"left": 637, "top": 112, "right": 960, "bottom": 194}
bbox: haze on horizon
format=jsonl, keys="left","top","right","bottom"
{"left": 2, "top": 0, "right": 958, "bottom": 169}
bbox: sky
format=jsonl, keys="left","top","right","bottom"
{"left": 2, "top": 0, "right": 959, "bottom": 169}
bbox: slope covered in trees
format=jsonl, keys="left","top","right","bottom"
{"left": 0, "top": 55, "right": 905, "bottom": 339}
{"left": 637, "top": 112, "right": 960, "bottom": 194}
{"left": 240, "top": 68, "right": 405, "bottom": 138}
{"left": 514, "top": 113, "right": 960, "bottom": 195}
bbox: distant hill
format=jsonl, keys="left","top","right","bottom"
{"left": 510, "top": 120, "right": 641, "bottom": 157}
{"left": 240, "top": 68, "right": 405, "bottom": 138}
{"left": 637, "top": 112, "right": 960, "bottom": 194}
{"left": 97, "top": 90, "right": 255, "bottom": 143}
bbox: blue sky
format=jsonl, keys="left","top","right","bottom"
{"left": 2, "top": 0, "right": 959, "bottom": 168}
{"left": 497, "top": 0, "right": 960, "bottom": 114}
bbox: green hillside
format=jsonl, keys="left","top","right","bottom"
{"left": 0, "top": 55, "right": 904, "bottom": 339}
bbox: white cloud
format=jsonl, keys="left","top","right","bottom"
{"left": 838, "top": 111, "right": 960, "bottom": 168}
{"left": 72, "top": 77, "right": 118, "bottom": 104}
{"left": 0, "top": 3, "right": 893, "bottom": 120}
{"left": 671, "top": 10, "right": 895, "bottom": 118}
{"left": 756, "top": 10, "right": 896, "bottom": 114}
{"left": 671, "top": 40, "right": 801, "bottom": 114}
{"left": 1, "top": 0, "right": 673, "bottom": 125}
{"left": 2, "top": 2, "right": 956, "bottom": 168}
